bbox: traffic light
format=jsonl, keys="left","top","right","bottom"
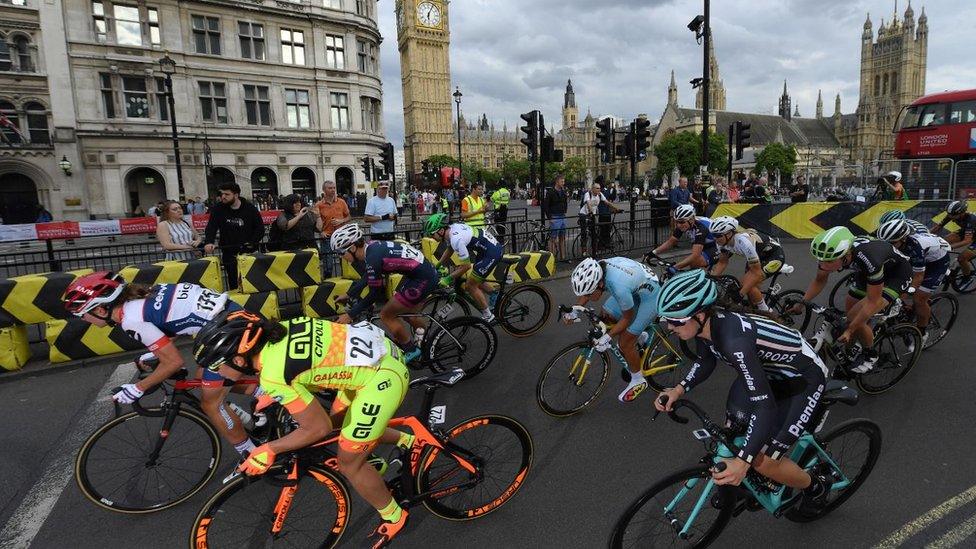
{"left": 520, "top": 110, "right": 539, "bottom": 161}
{"left": 542, "top": 135, "right": 564, "bottom": 163}
{"left": 360, "top": 156, "right": 373, "bottom": 181}
{"left": 635, "top": 118, "right": 652, "bottom": 159}
{"left": 734, "top": 121, "right": 751, "bottom": 161}
{"left": 595, "top": 117, "right": 614, "bottom": 164}
{"left": 380, "top": 142, "right": 395, "bottom": 179}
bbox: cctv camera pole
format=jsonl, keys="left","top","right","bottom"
{"left": 701, "top": 0, "right": 710, "bottom": 175}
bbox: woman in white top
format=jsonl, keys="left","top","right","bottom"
{"left": 156, "top": 199, "right": 201, "bottom": 261}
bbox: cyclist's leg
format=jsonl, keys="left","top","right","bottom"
{"left": 383, "top": 274, "right": 435, "bottom": 348}
{"left": 199, "top": 366, "right": 252, "bottom": 453}
{"left": 752, "top": 375, "right": 826, "bottom": 490}
{"left": 961, "top": 246, "right": 976, "bottom": 276}
{"left": 915, "top": 258, "right": 947, "bottom": 330}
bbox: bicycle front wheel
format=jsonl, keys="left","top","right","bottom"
{"left": 857, "top": 323, "right": 922, "bottom": 394}
{"left": 828, "top": 272, "right": 856, "bottom": 311}
{"left": 643, "top": 330, "right": 691, "bottom": 392}
{"left": 924, "top": 292, "right": 958, "bottom": 349}
{"left": 610, "top": 466, "right": 733, "bottom": 548}
{"left": 417, "top": 414, "right": 533, "bottom": 520}
{"left": 424, "top": 317, "right": 498, "bottom": 378}
{"left": 497, "top": 283, "right": 552, "bottom": 337}
{"left": 190, "top": 464, "right": 349, "bottom": 549}
{"left": 536, "top": 342, "right": 610, "bottom": 417}
{"left": 75, "top": 408, "right": 220, "bottom": 513}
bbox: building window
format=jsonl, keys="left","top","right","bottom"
{"left": 100, "top": 72, "right": 117, "bottom": 118}
{"left": 285, "top": 88, "right": 310, "bottom": 128}
{"left": 93, "top": 1, "right": 107, "bottom": 42}
{"left": 113, "top": 4, "right": 141, "bottom": 46}
{"left": 356, "top": 39, "right": 369, "bottom": 73}
{"left": 325, "top": 34, "right": 344, "bottom": 69}
{"left": 360, "top": 97, "right": 379, "bottom": 132}
{"left": 890, "top": 72, "right": 898, "bottom": 95}
{"left": 10, "top": 36, "right": 32, "bottom": 72}
{"left": 330, "top": 92, "right": 349, "bottom": 129}
{"left": 244, "top": 84, "right": 271, "bottom": 126}
{"left": 192, "top": 15, "right": 221, "bottom": 55}
{"left": 355, "top": 0, "right": 369, "bottom": 18}
{"left": 154, "top": 77, "right": 168, "bottom": 121}
{"left": 323, "top": 0, "right": 341, "bottom": 9}
{"left": 238, "top": 21, "right": 265, "bottom": 60}
{"left": 280, "top": 29, "right": 305, "bottom": 65}
{"left": 199, "top": 81, "right": 227, "bottom": 123}
{"left": 24, "top": 102, "right": 49, "bottom": 145}
{"left": 122, "top": 75, "right": 150, "bottom": 118}
{"left": 148, "top": 8, "right": 160, "bottom": 46}
{"left": 0, "top": 40, "right": 9, "bottom": 71}
{"left": 0, "top": 101, "right": 21, "bottom": 145}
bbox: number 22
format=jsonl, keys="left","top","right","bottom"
{"left": 349, "top": 336, "right": 374, "bottom": 359}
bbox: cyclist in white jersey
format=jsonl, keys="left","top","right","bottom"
{"left": 64, "top": 272, "right": 260, "bottom": 458}
{"left": 709, "top": 216, "right": 787, "bottom": 313}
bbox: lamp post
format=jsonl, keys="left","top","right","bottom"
{"left": 58, "top": 155, "right": 72, "bottom": 176}
{"left": 453, "top": 87, "right": 463, "bottom": 185}
{"left": 159, "top": 54, "right": 185, "bottom": 200}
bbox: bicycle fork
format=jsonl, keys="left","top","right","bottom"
{"left": 146, "top": 404, "right": 183, "bottom": 466}
{"left": 665, "top": 475, "right": 718, "bottom": 540}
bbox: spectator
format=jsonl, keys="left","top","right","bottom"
{"left": 706, "top": 179, "right": 728, "bottom": 216}
{"left": 203, "top": 182, "right": 265, "bottom": 290}
{"left": 35, "top": 205, "right": 53, "bottom": 223}
{"left": 882, "top": 171, "right": 905, "bottom": 200}
{"left": 364, "top": 182, "right": 398, "bottom": 240}
{"left": 131, "top": 204, "right": 146, "bottom": 217}
{"left": 754, "top": 177, "right": 770, "bottom": 203}
{"left": 191, "top": 196, "right": 207, "bottom": 215}
{"left": 316, "top": 180, "right": 351, "bottom": 276}
{"left": 460, "top": 182, "right": 488, "bottom": 228}
{"left": 444, "top": 187, "right": 456, "bottom": 214}
{"left": 272, "top": 194, "right": 320, "bottom": 251}
{"left": 147, "top": 201, "right": 164, "bottom": 218}
{"left": 790, "top": 176, "right": 810, "bottom": 203}
{"left": 579, "top": 179, "right": 620, "bottom": 255}
{"left": 543, "top": 175, "right": 569, "bottom": 259}
{"left": 668, "top": 177, "right": 691, "bottom": 211}
{"left": 157, "top": 199, "right": 201, "bottom": 261}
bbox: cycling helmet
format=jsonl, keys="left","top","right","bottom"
{"left": 906, "top": 219, "right": 929, "bottom": 234}
{"left": 673, "top": 204, "right": 697, "bottom": 221}
{"left": 810, "top": 226, "right": 855, "bottom": 262}
{"left": 709, "top": 216, "right": 738, "bottom": 236}
{"left": 947, "top": 200, "right": 968, "bottom": 216}
{"left": 330, "top": 223, "right": 364, "bottom": 253}
{"left": 63, "top": 271, "right": 127, "bottom": 317}
{"left": 886, "top": 170, "right": 902, "bottom": 182}
{"left": 656, "top": 269, "right": 718, "bottom": 319}
{"left": 878, "top": 210, "right": 906, "bottom": 225}
{"left": 571, "top": 258, "right": 603, "bottom": 296}
{"left": 423, "top": 213, "right": 449, "bottom": 236}
{"left": 193, "top": 310, "right": 266, "bottom": 373}
{"left": 876, "top": 219, "right": 911, "bottom": 242}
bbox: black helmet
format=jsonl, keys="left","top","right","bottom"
{"left": 193, "top": 310, "right": 266, "bottom": 373}
{"left": 947, "top": 200, "right": 968, "bottom": 216}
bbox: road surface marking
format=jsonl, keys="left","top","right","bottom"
{"left": 926, "top": 510, "right": 976, "bottom": 549}
{"left": 0, "top": 363, "right": 135, "bottom": 549}
{"left": 874, "top": 483, "right": 976, "bottom": 548}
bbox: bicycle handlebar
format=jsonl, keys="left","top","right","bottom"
{"left": 653, "top": 396, "right": 742, "bottom": 458}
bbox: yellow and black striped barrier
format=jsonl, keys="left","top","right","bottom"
{"left": 238, "top": 249, "right": 321, "bottom": 294}
{"left": 302, "top": 278, "right": 370, "bottom": 318}
{"left": 120, "top": 256, "right": 223, "bottom": 292}
{"left": 227, "top": 290, "right": 280, "bottom": 320}
{"left": 46, "top": 318, "right": 143, "bottom": 363}
{"left": 0, "top": 268, "right": 92, "bottom": 327}
{"left": 0, "top": 325, "right": 30, "bottom": 371}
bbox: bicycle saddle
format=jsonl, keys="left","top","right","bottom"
{"left": 409, "top": 368, "right": 466, "bottom": 388}
{"left": 821, "top": 379, "right": 859, "bottom": 406}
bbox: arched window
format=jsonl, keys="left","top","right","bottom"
{"left": 13, "top": 36, "right": 32, "bottom": 72}
{"left": 0, "top": 37, "right": 11, "bottom": 72}
{"left": 24, "top": 102, "right": 49, "bottom": 145}
{"left": 874, "top": 75, "right": 881, "bottom": 96}
{"left": 882, "top": 73, "right": 889, "bottom": 95}
{"left": 0, "top": 100, "right": 21, "bottom": 144}
{"left": 890, "top": 72, "right": 898, "bottom": 95}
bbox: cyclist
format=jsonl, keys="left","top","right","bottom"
{"left": 797, "top": 226, "right": 912, "bottom": 373}
{"left": 564, "top": 257, "right": 661, "bottom": 402}
{"left": 193, "top": 311, "right": 414, "bottom": 548}
{"left": 333, "top": 223, "right": 438, "bottom": 363}
{"left": 654, "top": 270, "right": 832, "bottom": 511}
{"left": 930, "top": 200, "right": 975, "bottom": 283}
{"left": 878, "top": 209, "right": 907, "bottom": 226}
{"left": 709, "top": 215, "right": 786, "bottom": 313}
{"left": 423, "top": 212, "right": 502, "bottom": 323}
{"left": 63, "top": 272, "right": 261, "bottom": 458}
{"left": 647, "top": 204, "right": 718, "bottom": 274}
{"left": 876, "top": 218, "right": 950, "bottom": 349}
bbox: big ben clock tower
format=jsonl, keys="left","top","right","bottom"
{"left": 396, "top": 0, "right": 453, "bottom": 176}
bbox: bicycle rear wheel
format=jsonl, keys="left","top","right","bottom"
{"left": 423, "top": 317, "right": 497, "bottom": 379}
{"left": 76, "top": 408, "right": 220, "bottom": 513}
{"left": 828, "top": 272, "right": 856, "bottom": 311}
{"left": 416, "top": 415, "right": 533, "bottom": 520}
{"left": 609, "top": 466, "right": 733, "bottom": 548}
{"left": 923, "top": 292, "right": 958, "bottom": 349}
{"left": 536, "top": 342, "right": 610, "bottom": 417}
{"left": 768, "top": 289, "right": 812, "bottom": 334}
{"left": 643, "top": 330, "right": 691, "bottom": 392}
{"left": 949, "top": 262, "right": 976, "bottom": 293}
{"left": 497, "top": 283, "right": 551, "bottom": 337}
{"left": 190, "top": 463, "right": 349, "bottom": 549}
{"left": 857, "top": 323, "right": 921, "bottom": 394}
{"left": 421, "top": 293, "right": 472, "bottom": 323}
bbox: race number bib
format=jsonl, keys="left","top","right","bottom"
{"left": 345, "top": 322, "right": 388, "bottom": 366}
{"left": 397, "top": 244, "right": 425, "bottom": 263}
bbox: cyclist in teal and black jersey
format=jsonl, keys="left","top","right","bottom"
{"left": 930, "top": 201, "right": 976, "bottom": 283}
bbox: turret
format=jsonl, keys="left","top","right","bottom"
{"left": 816, "top": 89, "right": 824, "bottom": 119}
{"left": 834, "top": 93, "right": 842, "bottom": 118}
{"left": 667, "top": 70, "right": 678, "bottom": 107}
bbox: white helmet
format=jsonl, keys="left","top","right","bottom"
{"left": 876, "top": 218, "right": 911, "bottom": 242}
{"left": 330, "top": 223, "right": 364, "bottom": 252}
{"left": 887, "top": 170, "right": 902, "bottom": 182}
{"left": 709, "top": 216, "right": 738, "bottom": 235}
{"left": 673, "top": 204, "right": 696, "bottom": 221}
{"left": 571, "top": 258, "right": 603, "bottom": 296}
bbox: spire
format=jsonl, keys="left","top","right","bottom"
{"left": 834, "top": 93, "right": 842, "bottom": 117}
{"left": 863, "top": 12, "right": 873, "bottom": 39}
{"left": 778, "top": 80, "right": 792, "bottom": 121}
{"left": 794, "top": 103, "right": 800, "bottom": 118}
{"left": 564, "top": 79, "right": 576, "bottom": 109}
{"left": 667, "top": 69, "right": 678, "bottom": 107}
{"left": 695, "top": 31, "right": 726, "bottom": 111}
{"left": 816, "top": 89, "right": 824, "bottom": 119}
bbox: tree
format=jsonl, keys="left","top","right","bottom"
{"left": 500, "top": 156, "right": 531, "bottom": 186}
{"left": 552, "top": 156, "right": 587, "bottom": 185}
{"left": 425, "top": 154, "right": 457, "bottom": 168}
{"left": 754, "top": 142, "right": 798, "bottom": 179}
{"left": 654, "top": 130, "right": 728, "bottom": 180}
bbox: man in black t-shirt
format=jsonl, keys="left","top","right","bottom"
{"left": 790, "top": 176, "right": 810, "bottom": 203}
{"left": 203, "top": 182, "right": 265, "bottom": 289}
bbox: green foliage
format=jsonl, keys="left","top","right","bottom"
{"left": 754, "top": 143, "right": 798, "bottom": 177}
{"left": 500, "top": 156, "right": 531, "bottom": 184}
{"left": 547, "top": 156, "right": 587, "bottom": 184}
{"left": 425, "top": 154, "right": 457, "bottom": 168}
{"left": 654, "top": 130, "right": 728, "bottom": 179}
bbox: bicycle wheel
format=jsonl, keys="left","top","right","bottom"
{"left": 497, "top": 283, "right": 551, "bottom": 337}
{"left": 785, "top": 419, "right": 882, "bottom": 523}
{"left": 643, "top": 330, "right": 691, "bottom": 392}
{"left": 421, "top": 293, "right": 472, "bottom": 323}
{"left": 423, "top": 317, "right": 497, "bottom": 378}
{"left": 191, "top": 463, "right": 349, "bottom": 549}
{"left": 924, "top": 292, "right": 958, "bottom": 349}
{"left": 416, "top": 414, "right": 533, "bottom": 520}
{"left": 856, "top": 323, "right": 921, "bottom": 394}
{"left": 75, "top": 408, "right": 220, "bottom": 513}
{"left": 609, "top": 466, "right": 734, "bottom": 548}
{"left": 536, "top": 342, "right": 610, "bottom": 417}
{"left": 828, "top": 272, "right": 856, "bottom": 311}
{"left": 768, "top": 289, "right": 812, "bottom": 334}
{"left": 713, "top": 275, "right": 741, "bottom": 302}
{"left": 949, "top": 263, "right": 976, "bottom": 294}
{"left": 570, "top": 234, "right": 583, "bottom": 259}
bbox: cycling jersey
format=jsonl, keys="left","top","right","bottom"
{"left": 258, "top": 318, "right": 409, "bottom": 452}
{"left": 120, "top": 283, "right": 232, "bottom": 351}
{"left": 674, "top": 217, "right": 719, "bottom": 266}
{"left": 681, "top": 311, "right": 827, "bottom": 463}
{"left": 448, "top": 223, "right": 502, "bottom": 280}
{"left": 940, "top": 213, "right": 976, "bottom": 239}
{"left": 348, "top": 240, "right": 439, "bottom": 316}
{"left": 719, "top": 231, "right": 785, "bottom": 275}
{"left": 838, "top": 240, "right": 913, "bottom": 302}
{"left": 600, "top": 257, "right": 661, "bottom": 336}
{"left": 902, "top": 233, "right": 950, "bottom": 270}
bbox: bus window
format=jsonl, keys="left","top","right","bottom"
{"left": 896, "top": 105, "right": 921, "bottom": 130}
{"left": 949, "top": 100, "right": 976, "bottom": 124}
{"left": 918, "top": 103, "right": 945, "bottom": 127}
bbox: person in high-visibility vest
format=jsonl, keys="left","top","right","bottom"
{"left": 490, "top": 181, "right": 511, "bottom": 238}
{"left": 461, "top": 182, "right": 488, "bottom": 228}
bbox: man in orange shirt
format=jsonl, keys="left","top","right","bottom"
{"left": 316, "top": 180, "right": 351, "bottom": 276}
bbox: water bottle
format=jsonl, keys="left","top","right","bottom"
{"left": 228, "top": 402, "right": 255, "bottom": 431}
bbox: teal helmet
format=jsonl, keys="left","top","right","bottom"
{"left": 878, "top": 210, "right": 906, "bottom": 225}
{"left": 423, "top": 213, "right": 449, "bottom": 236}
{"left": 656, "top": 269, "right": 718, "bottom": 319}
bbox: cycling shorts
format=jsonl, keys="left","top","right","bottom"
{"left": 393, "top": 270, "right": 439, "bottom": 308}
{"left": 336, "top": 351, "right": 409, "bottom": 453}
{"left": 919, "top": 254, "right": 951, "bottom": 293}
{"left": 847, "top": 261, "right": 913, "bottom": 304}
{"left": 759, "top": 246, "right": 786, "bottom": 277}
{"left": 602, "top": 288, "right": 659, "bottom": 336}
{"left": 468, "top": 246, "right": 503, "bottom": 281}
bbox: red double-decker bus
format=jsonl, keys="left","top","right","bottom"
{"left": 894, "top": 89, "right": 976, "bottom": 160}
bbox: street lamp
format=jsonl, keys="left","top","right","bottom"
{"left": 159, "top": 54, "right": 185, "bottom": 200}
{"left": 58, "top": 155, "right": 72, "bottom": 176}
{"left": 453, "top": 87, "right": 463, "bottom": 185}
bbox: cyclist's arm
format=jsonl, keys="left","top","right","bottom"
{"left": 436, "top": 247, "right": 454, "bottom": 267}
{"left": 802, "top": 268, "right": 830, "bottom": 301}
{"left": 348, "top": 260, "right": 384, "bottom": 318}
{"left": 652, "top": 235, "right": 679, "bottom": 255}
{"left": 910, "top": 270, "right": 925, "bottom": 290}
{"left": 134, "top": 341, "right": 184, "bottom": 392}
{"left": 674, "top": 243, "right": 704, "bottom": 269}
{"left": 263, "top": 382, "right": 332, "bottom": 455}
{"left": 711, "top": 253, "right": 731, "bottom": 276}
{"left": 679, "top": 338, "right": 717, "bottom": 393}
{"left": 608, "top": 307, "right": 635, "bottom": 337}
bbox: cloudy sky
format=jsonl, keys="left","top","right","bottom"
{"left": 377, "top": 0, "right": 975, "bottom": 146}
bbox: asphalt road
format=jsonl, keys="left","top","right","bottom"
{"left": 2, "top": 240, "right": 975, "bottom": 548}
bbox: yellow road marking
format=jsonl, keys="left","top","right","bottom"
{"left": 874, "top": 483, "right": 976, "bottom": 548}
{"left": 926, "top": 509, "right": 976, "bottom": 549}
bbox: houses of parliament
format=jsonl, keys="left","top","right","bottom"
{"left": 396, "top": 0, "right": 930, "bottom": 184}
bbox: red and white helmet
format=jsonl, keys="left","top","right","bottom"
{"left": 63, "top": 271, "right": 127, "bottom": 317}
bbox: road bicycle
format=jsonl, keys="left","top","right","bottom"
{"left": 191, "top": 368, "right": 533, "bottom": 549}
{"left": 517, "top": 219, "right": 551, "bottom": 253}
{"left": 535, "top": 305, "right": 687, "bottom": 417}
{"left": 572, "top": 213, "right": 634, "bottom": 258}
{"left": 609, "top": 394, "right": 881, "bottom": 547}
{"left": 888, "top": 292, "right": 958, "bottom": 350}
{"left": 421, "top": 255, "right": 552, "bottom": 337}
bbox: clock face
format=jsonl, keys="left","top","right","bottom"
{"left": 417, "top": 1, "right": 441, "bottom": 28}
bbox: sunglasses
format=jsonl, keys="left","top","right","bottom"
{"left": 664, "top": 316, "right": 693, "bottom": 327}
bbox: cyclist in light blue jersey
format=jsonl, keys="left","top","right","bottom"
{"left": 565, "top": 257, "right": 662, "bottom": 402}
